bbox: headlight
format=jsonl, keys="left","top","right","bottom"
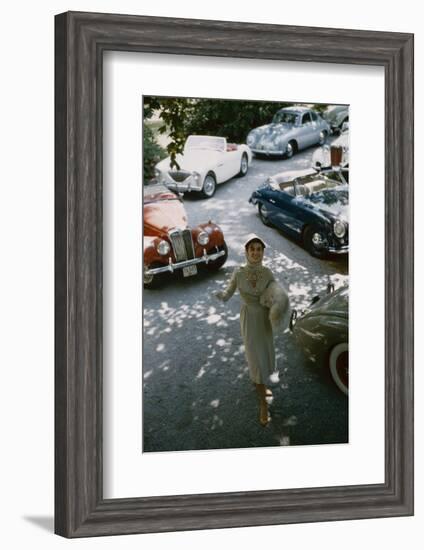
{"left": 197, "top": 231, "right": 210, "bottom": 246}
{"left": 154, "top": 168, "right": 161, "bottom": 178}
{"left": 246, "top": 134, "right": 254, "bottom": 146}
{"left": 192, "top": 171, "right": 201, "bottom": 182}
{"left": 333, "top": 220, "right": 346, "bottom": 238}
{"left": 156, "top": 240, "right": 170, "bottom": 255}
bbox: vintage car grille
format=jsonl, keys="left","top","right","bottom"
{"left": 169, "top": 170, "right": 191, "bottom": 183}
{"left": 169, "top": 229, "right": 195, "bottom": 261}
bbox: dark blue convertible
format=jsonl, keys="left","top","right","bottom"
{"left": 249, "top": 168, "right": 348, "bottom": 258}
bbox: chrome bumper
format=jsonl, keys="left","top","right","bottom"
{"left": 327, "top": 244, "right": 349, "bottom": 254}
{"left": 163, "top": 179, "right": 202, "bottom": 193}
{"left": 251, "top": 148, "right": 284, "bottom": 156}
{"left": 145, "top": 248, "right": 226, "bottom": 275}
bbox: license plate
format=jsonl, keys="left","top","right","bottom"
{"left": 183, "top": 265, "right": 197, "bottom": 277}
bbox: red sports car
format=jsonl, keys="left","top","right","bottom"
{"left": 143, "top": 184, "right": 228, "bottom": 288}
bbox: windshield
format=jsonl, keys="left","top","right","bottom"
{"left": 305, "top": 181, "right": 349, "bottom": 206}
{"left": 325, "top": 105, "right": 345, "bottom": 116}
{"left": 272, "top": 111, "right": 298, "bottom": 125}
{"left": 185, "top": 136, "right": 225, "bottom": 152}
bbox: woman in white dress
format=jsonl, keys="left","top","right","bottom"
{"left": 215, "top": 234, "right": 276, "bottom": 426}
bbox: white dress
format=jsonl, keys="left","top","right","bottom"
{"left": 221, "top": 264, "right": 276, "bottom": 384}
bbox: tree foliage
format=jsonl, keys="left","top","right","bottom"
{"left": 143, "top": 124, "right": 166, "bottom": 183}
{"left": 184, "top": 100, "right": 291, "bottom": 143}
{"left": 144, "top": 97, "right": 196, "bottom": 171}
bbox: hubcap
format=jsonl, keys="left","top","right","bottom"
{"left": 144, "top": 268, "right": 153, "bottom": 284}
{"left": 241, "top": 157, "right": 248, "bottom": 172}
{"left": 286, "top": 143, "right": 293, "bottom": 156}
{"left": 319, "top": 131, "right": 325, "bottom": 144}
{"left": 203, "top": 176, "right": 215, "bottom": 196}
{"left": 312, "top": 232, "right": 324, "bottom": 247}
{"left": 260, "top": 205, "right": 269, "bottom": 220}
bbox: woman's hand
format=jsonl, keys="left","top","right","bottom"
{"left": 213, "top": 290, "right": 225, "bottom": 301}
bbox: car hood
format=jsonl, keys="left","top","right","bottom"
{"left": 249, "top": 123, "right": 294, "bottom": 139}
{"left": 156, "top": 149, "right": 221, "bottom": 173}
{"left": 333, "top": 132, "right": 349, "bottom": 148}
{"left": 144, "top": 199, "right": 188, "bottom": 237}
{"left": 324, "top": 107, "right": 347, "bottom": 124}
{"left": 300, "top": 186, "right": 349, "bottom": 221}
{"left": 302, "top": 285, "right": 349, "bottom": 320}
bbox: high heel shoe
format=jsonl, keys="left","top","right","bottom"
{"left": 259, "top": 402, "right": 270, "bottom": 426}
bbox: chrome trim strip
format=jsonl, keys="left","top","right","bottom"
{"left": 145, "top": 249, "right": 226, "bottom": 275}
{"left": 327, "top": 245, "right": 349, "bottom": 254}
{"left": 251, "top": 149, "right": 284, "bottom": 155}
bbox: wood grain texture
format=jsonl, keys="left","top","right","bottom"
{"left": 54, "top": 11, "right": 414, "bottom": 538}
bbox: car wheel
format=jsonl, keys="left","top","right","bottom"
{"left": 203, "top": 242, "right": 228, "bottom": 271}
{"left": 318, "top": 130, "right": 327, "bottom": 145}
{"left": 143, "top": 262, "right": 169, "bottom": 289}
{"left": 200, "top": 172, "right": 216, "bottom": 198}
{"left": 303, "top": 225, "right": 328, "bottom": 258}
{"left": 329, "top": 342, "right": 349, "bottom": 395}
{"left": 285, "top": 141, "right": 296, "bottom": 159}
{"left": 237, "top": 153, "right": 249, "bottom": 177}
{"left": 258, "top": 203, "right": 272, "bottom": 226}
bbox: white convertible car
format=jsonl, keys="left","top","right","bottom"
{"left": 154, "top": 135, "right": 252, "bottom": 198}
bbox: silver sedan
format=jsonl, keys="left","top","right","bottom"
{"left": 246, "top": 106, "right": 330, "bottom": 159}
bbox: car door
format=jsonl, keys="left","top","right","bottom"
{"left": 221, "top": 146, "right": 241, "bottom": 180}
{"left": 267, "top": 186, "right": 299, "bottom": 235}
{"left": 275, "top": 183, "right": 310, "bottom": 236}
{"left": 309, "top": 111, "right": 321, "bottom": 144}
{"left": 298, "top": 112, "right": 315, "bottom": 148}
{"left": 258, "top": 188, "right": 279, "bottom": 225}
{"left": 212, "top": 148, "right": 229, "bottom": 182}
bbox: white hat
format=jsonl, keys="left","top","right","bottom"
{"left": 243, "top": 233, "right": 267, "bottom": 248}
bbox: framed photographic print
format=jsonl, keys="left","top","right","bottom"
{"left": 142, "top": 95, "right": 349, "bottom": 453}
{"left": 55, "top": 11, "right": 414, "bottom": 537}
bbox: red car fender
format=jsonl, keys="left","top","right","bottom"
{"left": 143, "top": 235, "right": 170, "bottom": 266}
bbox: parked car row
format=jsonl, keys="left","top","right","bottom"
{"left": 144, "top": 106, "right": 349, "bottom": 395}
{"left": 146, "top": 106, "right": 349, "bottom": 287}
{"left": 153, "top": 105, "right": 348, "bottom": 199}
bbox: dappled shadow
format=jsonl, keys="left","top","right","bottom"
{"left": 143, "top": 255, "right": 348, "bottom": 452}
{"left": 143, "top": 142, "right": 348, "bottom": 452}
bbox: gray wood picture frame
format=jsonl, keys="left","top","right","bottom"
{"left": 55, "top": 11, "right": 414, "bottom": 538}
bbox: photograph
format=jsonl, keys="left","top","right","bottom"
{"left": 0, "top": 1, "right": 416, "bottom": 545}
{"left": 142, "top": 96, "right": 349, "bottom": 452}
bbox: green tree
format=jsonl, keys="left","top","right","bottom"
{"left": 184, "top": 99, "right": 292, "bottom": 143}
{"left": 144, "top": 97, "right": 196, "bottom": 169}
{"left": 143, "top": 124, "right": 166, "bottom": 183}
